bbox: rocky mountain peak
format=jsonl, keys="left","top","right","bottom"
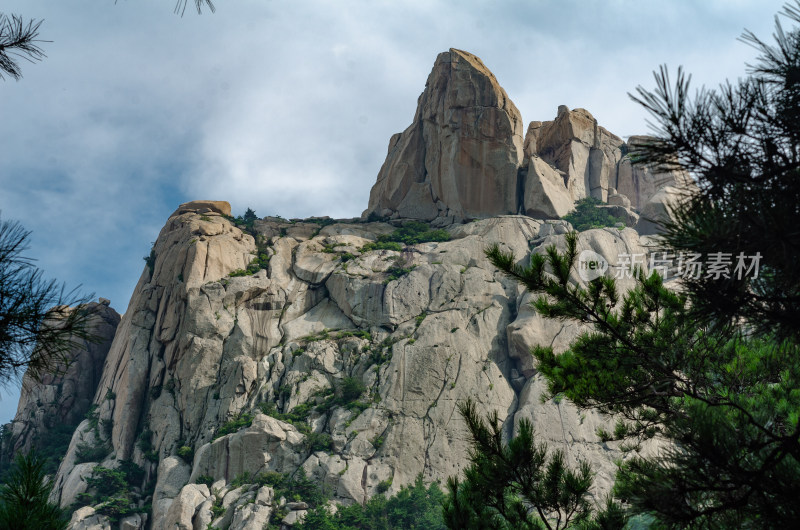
{"left": 0, "top": 50, "right": 697, "bottom": 530}
{"left": 365, "top": 50, "right": 691, "bottom": 230}
{"left": 364, "top": 48, "right": 524, "bottom": 223}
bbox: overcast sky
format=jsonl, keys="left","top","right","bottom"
{"left": 0, "top": 0, "right": 788, "bottom": 421}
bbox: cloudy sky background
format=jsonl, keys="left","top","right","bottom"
{"left": 0, "top": 0, "right": 788, "bottom": 421}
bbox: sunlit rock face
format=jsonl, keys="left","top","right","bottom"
{"left": 365, "top": 49, "right": 690, "bottom": 232}
{"left": 364, "top": 48, "right": 525, "bottom": 222}
{"left": 43, "top": 198, "right": 658, "bottom": 528}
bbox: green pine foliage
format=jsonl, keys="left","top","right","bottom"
{"left": 361, "top": 241, "right": 403, "bottom": 252}
{"left": 362, "top": 221, "right": 450, "bottom": 252}
{"left": 442, "top": 399, "right": 622, "bottom": 530}
{"left": 224, "top": 468, "right": 445, "bottom": 529}
{"left": 486, "top": 232, "right": 800, "bottom": 526}
{"left": 23, "top": 421, "right": 80, "bottom": 476}
{"left": 227, "top": 207, "right": 259, "bottom": 231}
{"left": 256, "top": 376, "right": 369, "bottom": 444}
{"left": 297, "top": 474, "right": 446, "bottom": 530}
{"left": 384, "top": 221, "right": 451, "bottom": 245}
{"left": 213, "top": 412, "right": 253, "bottom": 439}
{"left": 227, "top": 208, "right": 271, "bottom": 277}
{"left": 0, "top": 452, "right": 68, "bottom": 530}
{"left": 73, "top": 462, "right": 145, "bottom": 522}
{"left": 562, "top": 197, "right": 619, "bottom": 232}
{"left": 383, "top": 263, "right": 417, "bottom": 284}
{"left": 629, "top": 11, "right": 800, "bottom": 342}
{"left": 339, "top": 376, "right": 367, "bottom": 403}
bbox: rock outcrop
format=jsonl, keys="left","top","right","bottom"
{"left": 43, "top": 201, "right": 656, "bottom": 529}
{"left": 520, "top": 155, "right": 574, "bottom": 218}
{"left": 523, "top": 108, "right": 692, "bottom": 215}
{"left": 0, "top": 300, "right": 120, "bottom": 465}
{"left": 364, "top": 49, "right": 691, "bottom": 233}
{"left": 0, "top": 49, "right": 703, "bottom": 530}
{"left": 364, "top": 48, "right": 524, "bottom": 221}
{"left": 524, "top": 106, "right": 624, "bottom": 202}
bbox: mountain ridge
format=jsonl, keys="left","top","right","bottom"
{"left": 0, "top": 47, "right": 688, "bottom": 529}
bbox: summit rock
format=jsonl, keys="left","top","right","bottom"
{"left": 364, "top": 48, "right": 524, "bottom": 221}
{"left": 365, "top": 50, "right": 692, "bottom": 230}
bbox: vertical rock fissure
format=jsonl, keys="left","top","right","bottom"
{"left": 516, "top": 165, "right": 527, "bottom": 214}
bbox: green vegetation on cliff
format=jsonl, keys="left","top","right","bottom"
{"left": 562, "top": 197, "right": 619, "bottom": 232}
{"left": 362, "top": 221, "right": 450, "bottom": 253}
{"left": 294, "top": 474, "right": 446, "bottom": 530}
{"left": 0, "top": 452, "right": 68, "bottom": 530}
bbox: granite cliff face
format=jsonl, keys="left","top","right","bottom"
{"left": 0, "top": 49, "right": 693, "bottom": 530}
{"left": 46, "top": 201, "right": 657, "bottom": 530}
{"left": 365, "top": 49, "right": 690, "bottom": 225}
{"left": 364, "top": 48, "right": 525, "bottom": 221}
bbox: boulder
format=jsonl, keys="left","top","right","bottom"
{"left": 152, "top": 457, "right": 193, "bottom": 528}
{"left": 68, "top": 506, "right": 111, "bottom": 530}
{"left": 524, "top": 106, "right": 623, "bottom": 201}
{"left": 162, "top": 484, "right": 210, "bottom": 530}
{"left": 522, "top": 156, "right": 574, "bottom": 218}
{"left": 230, "top": 502, "right": 272, "bottom": 530}
{"left": 283, "top": 509, "right": 308, "bottom": 526}
{"left": 607, "top": 189, "right": 631, "bottom": 208}
{"left": 119, "top": 514, "right": 146, "bottom": 530}
{"left": 189, "top": 414, "right": 305, "bottom": 483}
{"left": 170, "top": 200, "right": 232, "bottom": 218}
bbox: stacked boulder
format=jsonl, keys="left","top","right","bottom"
{"left": 364, "top": 48, "right": 692, "bottom": 230}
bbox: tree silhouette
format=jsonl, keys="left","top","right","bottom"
{"left": 0, "top": 215, "right": 97, "bottom": 384}
{"left": 0, "top": 14, "right": 46, "bottom": 81}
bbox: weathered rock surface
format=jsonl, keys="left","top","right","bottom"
{"left": 36, "top": 199, "right": 661, "bottom": 529}
{"left": 525, "top": 106, "right": 624, "bottom": 202}
{"left": 363, "top": 49, "right": 693, "bottom": 232}
{"left": 521, "top": 156, "right": 574, "bottom": 218}
{"left": 364, "top": 48, "right": 524, "bottom": 220}
{"left": 0, "top": 300, "right": 120, "bottom": 464}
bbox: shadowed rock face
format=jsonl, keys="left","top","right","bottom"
{"left": 364, "top": 48, "right": 524, "bottom": 221}
{"left": 1, "top": 300, "right": 120, "bottom": 463}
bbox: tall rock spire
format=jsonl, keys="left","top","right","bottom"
{"left": 364, "top": 48, "right": 524, "bottom": 221}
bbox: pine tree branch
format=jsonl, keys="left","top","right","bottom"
{"left": 0, "top": 13, "right": 47, "bottom": 81}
